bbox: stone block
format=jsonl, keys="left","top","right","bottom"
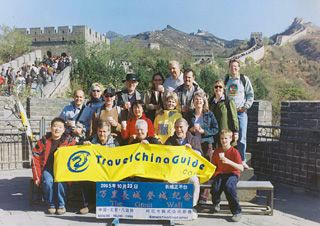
{"left": 9, "top": 60, "right": 18, "bottom": 70}
{"left": 34, "top": 50, "right": 42, "bottom": 59}
{"left": 16, "top": 56, "right": 25, "bottom": 67}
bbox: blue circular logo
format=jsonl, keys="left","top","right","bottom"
{"left": 67, "top": 150, "right": 91, "bottom": 173}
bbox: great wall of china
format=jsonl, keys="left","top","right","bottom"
{"left": 227, "top": 18, "right": 310, "bottom": 63}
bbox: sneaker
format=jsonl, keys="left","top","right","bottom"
{"left": 242, "top": 161, "right": 249, "bottom": 169}
{"left": 56, "top": 207, "right": 66, "bottom": 215}
{"left": 79, "top": 207, "right": 89, "bottom": 215}
{"left": 231, "top": 213, "right": 242, "bottom": 222}
{"left": 46, "top": 207, "right": 56, "bottom": 214}
{"left": 192, "top": 209, "right": 198, "bottom": 220}
{"left": 198, "top": 199, "right": 209, "bottom": 205}
{"left": 212, "top": 203, "right": 220, "bottom": 213}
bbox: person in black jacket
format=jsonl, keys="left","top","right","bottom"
{"left": 165, "top": 118, "right": 201, "bottom": 219}
{"left": 174, "top": 69, "right": 203, "bottom": 117}
{"left": 116, "top": 73, "right": 143, "bottom": 121}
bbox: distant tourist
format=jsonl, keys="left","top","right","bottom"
{"left": 15, "top": 71, "right": 26, "bottom": 95}
{"left": 163, "top": 60, "right": 184, "bottom": 92}
{"left": 7, "top": 67, "right": 15, "bottom": 95}
{"left": 224, "top": 59, "right": 254, "bottom": 169}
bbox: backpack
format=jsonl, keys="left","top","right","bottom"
{"left": 224, "top": 74, "right": 246, "bottom": 88}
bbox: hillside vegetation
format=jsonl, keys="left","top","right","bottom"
{"left": 70, "top": 19, "right": 320, "bottom": 123}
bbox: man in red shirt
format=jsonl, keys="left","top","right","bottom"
{"left": 211, "top": 129, "right": 244, "bottom": 222}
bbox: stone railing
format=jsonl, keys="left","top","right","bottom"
{"left": 227, "top": 43, "right": 265, "bottom": 63}
{"left": 275, "top": 27, "right": 308, "bottom": 46}
{"left": 0, "top": 50, "right": 42, "bottom": 71}
{"left": 42, "top": 66, "right": 71, "bottom": 98}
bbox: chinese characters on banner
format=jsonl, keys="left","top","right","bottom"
{"left": 96, "top": 181, "right": 193, "bottom": 220}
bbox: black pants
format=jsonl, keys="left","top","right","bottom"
{"left": 80, "top": 181, "right": 96, "bottom": 208}
{"left": 211, "top": 174, "right": 241, "bottom": 214}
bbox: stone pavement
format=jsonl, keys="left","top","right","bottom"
{"left": 0, "top": 169, "right": 319, "bottom": 226}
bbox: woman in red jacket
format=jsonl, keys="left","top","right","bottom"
{"left": 121, "top": 100, "right": 155, "bottom": 144}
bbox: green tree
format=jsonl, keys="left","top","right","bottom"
{"left": 197, "top": 65, "right": 219, "bottom": 95}
{"left": 153, "top": 59, "right": 168, "bottom": 78}
{"left": 252, "top": 76, "right": 268, "bottom": 99}
{"left": 0, "top": 26, "right": 31, "bottom": 63}
{"left": 70, "top": 39, "right": 177, "bottom": 94}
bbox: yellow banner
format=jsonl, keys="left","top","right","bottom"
{"left": 54, "top": 144, "right": 216, "bottom": 183}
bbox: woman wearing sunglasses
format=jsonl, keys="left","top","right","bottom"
{"left": 78, "top": 83, "right": 105, "bottom": 135}
{"left": 87, "top": 83, "right": 104, "bottom": 112}
{"left": 209, "top": 79, "right": 239, "bottom": 148}
{"left": 144, "top": 72, "right": 166, "bottom": 122}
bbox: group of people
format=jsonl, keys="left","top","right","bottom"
{"left": 31, "top": 58, "right": 254, "bottom": 222}
{"left": 0, "top": 55, "right": 71, "bottom": 96}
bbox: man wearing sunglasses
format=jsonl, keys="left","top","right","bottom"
{"left": 91, "top": 87, "right": 122, "bottom": 138}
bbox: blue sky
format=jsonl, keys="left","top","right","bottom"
{"left": 0, "top": 0, "right": 319, "bottom": 40}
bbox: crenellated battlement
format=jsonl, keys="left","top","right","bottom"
{"left": 16, "top": 25, "right": 108, "bottom": 44}
{"left": 227, "top": 32, "right": 265, "bottom": 63}
{"left": 15, "top": 25, "right": 110, "bottom": 56}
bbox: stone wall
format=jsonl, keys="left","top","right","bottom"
{"left": 249, "top": 101, "right": 320, "bottom": 192}
{"left": 17, "top": 25, "right": 110, "bottom": 56}
{"left": 0, "top": 50, "right": 42, "bottom": 71}
{"left": 27, "top": 97, "right": 71, "bottom": 133}
{"left": 238, "top": 46, "right": 265, "bottom": 63}
{"left": 276, "top": 28, "right": 308, "bottom": 46}
{"left": 42, "top": 66, "right": 71, "bottom": 98}
{"left": 227, "top": 31, "right": 265, "bottom": 63}
{"left": 247, "top": 100, "right": 273, "bottom": 145}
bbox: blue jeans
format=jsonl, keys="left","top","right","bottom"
{"left": 42, "top": 170, "right": 67, "bottom": 208}
{"left": 211, "top": 174, "right": 241, "bottom": 214}
{"left": 237, "top": 111, "right": 248, "bottom": 161}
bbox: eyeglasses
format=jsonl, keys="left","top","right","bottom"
{"left": 92, "top": 90, "right": 101, "bottom": 92}
{"left": 214, "top": 86, "right": 223, "bottom": 89}
{"left": 104, "top": 94, "right": 114, "bottom": 98}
